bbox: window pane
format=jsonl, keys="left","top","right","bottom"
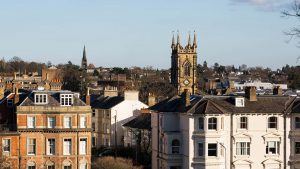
{"left": 295, "top": 142, "right": 300, "bottom": 154}
{"left": 198, "top": 143, "right": 203, "bottom": 156}
{"left": 208, "top": 143, "right": 217, "bottom": 156}
{"left": 198, "top": 117, "right": 204, "bottom": 130}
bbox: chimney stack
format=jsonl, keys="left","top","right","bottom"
{"left": 85, "top": 87, "right": 90, "bottom": 105}
{"left": 273, "top": 86, "right": 283, "bottom": 96}
{"left": 182, "top": 89, "right": 191, "bottom": 107}
{"left": 148, "top": 93, "right": 156, "bottom": 106}
{"left": 245, "top": 86, "right": 257, "bottom": 101}
{"left": 14, "top": 86, "right": 19, "bottom": 104}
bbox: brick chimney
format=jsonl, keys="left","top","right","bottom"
{"left": 245, "top": 86, "right": 257, "bottom": 101}
{"left": 85, "top": 87, "right": 90, "bottom": 105}
{"left": 148, "top": 93, "right": 156, "bottom": 106}
{"left": 273, "top": 86, "right": 283, "bottom": 96}
{"left": 14, "top": 86, "right": 19, "bottom": 104}
{"left": 182, "top": 89, "right": 191, "bottom": 107}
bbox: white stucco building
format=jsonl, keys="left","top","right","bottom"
{"left": 151, "top": 87, "right": 300, "bottom": 169}
{"left": 234, "top": 80, "right": 287, "bottom": 91}
{"left": 88, "top": 90, "right": 148, "bottom": 147}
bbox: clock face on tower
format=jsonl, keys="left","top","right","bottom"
{"left": 183, "top": 79, "right": 190, "bottom": 86}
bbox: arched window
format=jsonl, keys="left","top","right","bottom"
{"left": 172, "top": 139, "right": 180, "bottom": 154}
{"left": 63, "top": 160, "right": 72, "bottom": 169}
{"left": 27, "top": 161, "right": 35, "bottom": 169}
{"left": 183, "top": 61, "right": 191, "bottom": 76}
{"left": 268, "top": 116, "right": 277, "bottom": 129}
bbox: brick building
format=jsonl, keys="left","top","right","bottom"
{"left": 0, "top": 89, "right": 92, "bottom": 169}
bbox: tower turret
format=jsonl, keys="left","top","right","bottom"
{"left": 171, "top": 32, "right": 176, "bottom": 50}
{"left": 193, "top": 31, "right": 197, "bottom": 49}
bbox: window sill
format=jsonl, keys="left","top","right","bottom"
{"left": 234, "top": 155, "right": 250, "bottom": 158}
{"left": 264, "top": 154, "right": 279, "bottom": 158}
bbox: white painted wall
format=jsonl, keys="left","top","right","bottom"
{"left": 111, "top": 98, "right": 148, "bottom": 146}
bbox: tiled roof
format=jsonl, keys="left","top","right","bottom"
{"left": 89, "top": 95, "right": 124, "bottom": 109}
{"left": 20, "top": 90, "right": 86, "bottom": 106}
{"left": 150, "top": 94, "right": 298, "bottom": 114}
{"left": 123, "top": 113, "right": 151, "bottom": 130}
{"left": 149, "top": 95, "right": 201, "bottom": 112}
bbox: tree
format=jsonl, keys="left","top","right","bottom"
{"left": 282, "top": 1, "right": 300, "bottom": 43}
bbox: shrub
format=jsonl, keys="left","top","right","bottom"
{"left": 92, "top": 157, "right": 143, "bottom": 169}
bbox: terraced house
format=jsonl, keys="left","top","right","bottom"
{"left": 0, "top": 89, "right": 92, "bottom": 169}
{"left": 151, "top": 87, "right": 300, "bottom": 169}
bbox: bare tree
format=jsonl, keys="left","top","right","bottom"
{"left": 282, "top": 0, "right": 300, "bottom": 43}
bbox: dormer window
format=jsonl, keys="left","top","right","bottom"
{"left": 7, "top": 99, "right": 13, "bottom": 107}
{"left": 34, "top": 94, "right": 48, "bottom": 104}
{"left": 60, "top": 94, "right": 73, "bottom": 106}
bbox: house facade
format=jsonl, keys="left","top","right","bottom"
{"left": 87, "top": 90, "right": 148, "bottom": 148}
{"left": 0, "top": 89, "right": 92, "bottom": 169}
{"left": 151, "top": 87, "right": 300, "bottom": 169}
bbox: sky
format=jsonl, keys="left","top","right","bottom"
{"left": 0, "top": 0, "right": 299, "bottom": 70}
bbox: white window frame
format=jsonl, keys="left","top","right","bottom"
{"left": 207, "top": 143, "right": 218, "bottom": 157}
{"left": 63, "top": 116, "right": 72, "bottom": 128}
{"left": 34, "top": 94, "right": 48, "bottom": 104}
{"left": 27, "top": 138, "right": 36, "bottom": 155}
{"left": 2, "top": 138, "right": 10, "bottom": 155}
{"left": 266, "top": 141, "right": 280, "bottom": 155}
{"left": 27, "top": 116, "right": 36, "bottom": 128}
{"left": 236, "top": 142, "right": 250, "bottom": 155}
{"left": 60, "top": 94, "right": 73, "bottom": 106}
{"left": 80, "top": 116, "right": 87, "bottom": 128}
{"left": 239, "top": 117, "right": 248, "bottom": 129}
{"left": 268, "top": 116, "right": 278, "bottom": 129}
{"left": 208, "top": 117, "right": 217, "bottom": 130}
{"left": 47, "top": 117, "right": 56, "bottom": 128}
{"left": 79, "top": 138, "right": 87, "bottom": 155}
{"left": 47, "top": 138, "right": 55, "bottom": 155}
{"left": 63, "top": 138, "right": 72, "bottom": 155}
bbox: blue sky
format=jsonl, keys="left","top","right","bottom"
{"left": 0, "top": 0, "right": 299, "bottom": 69}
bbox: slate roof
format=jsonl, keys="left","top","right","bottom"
{"left": 88, "top": 94, "right": 124, "bottom": 109}
{"left": 149, "top": 95, "right": 202, "bottom": 112}
{"left": 20, "top": 90, "right": 86, "bottom": 106}
{"left": 123, "top": 113, "right": 151, "bottom": 130}
{"left": 150, "top": 94, "right": 298, "bottom": 115}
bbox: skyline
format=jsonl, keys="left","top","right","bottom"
{"left": 1, "top": 0, "right": 299, "bottom": 70}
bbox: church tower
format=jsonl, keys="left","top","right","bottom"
{"left": 171, "top": 31, "right": 197, "bottom": 95}
{"left": 81, "top": 45, "right": 88, "bottom": 70}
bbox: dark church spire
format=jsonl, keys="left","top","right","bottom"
{"left": 171, "top": 32, "right": 175, "bottom": 49}
{"left": 81, "top": 45, "right": 87, "bottom": 69}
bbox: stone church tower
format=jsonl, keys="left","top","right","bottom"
{"left": 171, "top": 32, "right": 197, "bottom": 95}
{"left": 81, "top": 45, "right": 88, "bottom": 70}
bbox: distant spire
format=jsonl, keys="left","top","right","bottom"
{"left": 177, "top": 30, "right": 180, "bottom": 46}
{"left": 171, "top": 31, "right": 175, "bottom": 48}
{"left": 193, "top": 31, "right": 197, "bottom": 48}
{"left": 83, "top": 45, "right": 87, "bottom": 61}
{"left": 187, "top": 31, "right": 191, "bottom": 47}
{"left": 81, "top": 45, "right": 87, "bottom": 69}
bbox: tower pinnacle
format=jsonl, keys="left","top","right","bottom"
{"left": 193, "top": 31, "right": 197, "bottom": 48}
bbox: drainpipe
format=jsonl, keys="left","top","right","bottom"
{"left": 284, "top": 113, "right": 287, "bottom": 169}
{"left": 230, "top": 113, "right": 233, "bottom": 169}
{"left": 157, "top": 111, "right": 160, "bottom": 169}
